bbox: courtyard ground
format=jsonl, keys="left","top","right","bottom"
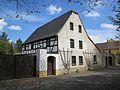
{"left": 0, "top": 67, "right": 120, "bottom": 90}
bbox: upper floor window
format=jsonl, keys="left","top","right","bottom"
{"left": 42, "top": 40, "right": 46, "bottom": 48}
{"left": 22, "top": 46, "right": 25, "bottom": 50}
{"left": 109, "top": 50, "right": 111, "bottom": 53}
{"left": 31, "top": 43, "right": 34, "bottom": 49}
{"left": 79, "top": 40, "right": 83, "bottom": 49}
{"left": 29, "top": 44, "right": 31, "bottom": 49}
{"left": 79, "top": 56, "right": 83, "bottom": 65}
{"left": 72, "top": 56, "right": 76, "bottom": 66}
{"left": 26, "top": 44, "right": 29, "bottom": 50}
{"left": 78, "top": 25, "right": 82, "bottom": 33}
{"left": 70, "top": 22, "right": 73, "bottom": 30}
{"left": 47, "top": 37, "right": 58, "bottom": 53}
{"left": 93, "top": 55, "right": 97, "bottom": 64}
{"left": 70, "top": 39, "right": 74, "bottom": 48}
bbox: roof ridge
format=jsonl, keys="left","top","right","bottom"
{"left": 23, "top": 10, "right": 73, "bottom": 44}
{"left": 37, "top": 10, "right": 72, "bottom": 30}
{"left": 96, "top": 40, "right": 120, "bottom": 44}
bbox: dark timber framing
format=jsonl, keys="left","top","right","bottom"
{"left": 22, "top": 36, "right": 58, "bottom": 54}
{"left": 22, "top": 10, "right": 101, "bottom": 55}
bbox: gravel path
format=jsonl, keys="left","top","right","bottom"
{"left": 0, "top": 67, "right": 120, "bottom": 90}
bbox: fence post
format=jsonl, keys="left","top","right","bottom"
{"left": 13, "top": 55, "right": 16, "bottom": 79}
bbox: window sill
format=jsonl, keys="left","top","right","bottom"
{"left": 93, "top": 62, "right": 97, "bottom": 64}
{"left": 72, "top": 65, "right": 76, "bottom": 66}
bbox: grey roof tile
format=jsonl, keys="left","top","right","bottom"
{"left": 24, "top": 10, "right": 74, "bottom": 44}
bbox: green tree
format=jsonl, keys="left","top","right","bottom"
{"left": 0, "top": 32, "right": 11, "bottom": 54}
{"left": 10, "top": 42, "right": 15, "bottom": 55}
{"left": 15, "top": 38, "right": 22, "bottom": 53}
{"left": 0, "top": 32, "right": 9, "bottom": 42}
{"left": 109, "top": 0, "right": 120, "bottom": 40}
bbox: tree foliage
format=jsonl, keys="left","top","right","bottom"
{"left": 0, "top": 32, "right": 11, "bottom": 54}
{"left": 0, "top": 0, "right": 46, "bottom": 20}
{"left": 109, "top": 0, "right": 120, "bottom": 40}
{"left": 0, "top": 32, "right": 9, "bottom": 42}
{"left": 15, "top": 38, "right": 22, "bottom": 53}
{"left": 0, "top": 0, "right": 107, "bottom": 19}
{"left": 0, "top": 32, "right": 22, "bottom": 54}
{"left": 0, "top": 0, "right": 119, "bottom": 39}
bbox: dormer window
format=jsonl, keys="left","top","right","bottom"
{"left": 78, "top": 25, "right": 82, "bottom": 33}
{"left": 70, "top": 22, "right": 73, "bottom": 30}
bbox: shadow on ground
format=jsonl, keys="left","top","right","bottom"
{"left": 0, "top": 67, "right": 120, "bottom": 90}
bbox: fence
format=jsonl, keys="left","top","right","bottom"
{"left": 0, "top": 54, "right": 36, "bottom": 81}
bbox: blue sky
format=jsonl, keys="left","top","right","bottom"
{"left": 0, "top": 0, "right": 117, "bottom": 43}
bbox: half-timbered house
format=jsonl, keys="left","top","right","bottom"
{"left": 22, "top": 10, "right": 102, "bottom": 77}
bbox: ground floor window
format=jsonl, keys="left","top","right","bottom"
{"left": 93, "top": 55, "right": 97, "bottom": 64}
{"left": 72, "top": 56, "right": 76, "bottom": 66}
{"left": 79, "top": 56, "right": 83, "bottom": 65}
{"left": 118, "top": 55, "right": 120, "bottom": 64}
{"left": 118, "top": 59, "right": 120, "bottom": 64}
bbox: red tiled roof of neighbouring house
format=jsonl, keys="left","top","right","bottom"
{"left": 96, "top": 40, "right": 120, "bottom": 50}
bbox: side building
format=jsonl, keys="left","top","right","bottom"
{"left": 22, "top": 10, "right": 102, "bottom": 77}
{"left": 96, "top": 39, "right": 120, "bottom": 67}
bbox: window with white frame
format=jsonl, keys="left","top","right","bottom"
{"left": 79, "top": 56, "right": 83, "bottom": 65}
{"left": 72, "top": 56, "right": 76, "bottom": 66}
{"left": 70, "top": 22, "right": 73, "bottom": 30}
{"left": 70, "top": 39, "right": 74, "bottom": 48}
{"left": 79, "top": 40, "right": 83, "bottom": 49}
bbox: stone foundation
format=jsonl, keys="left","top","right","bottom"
{"left": 38, "top": 66, "right": 102, "bottom": 77}
{"left": 39, "top": 71, "right": 47, "bottom": 77}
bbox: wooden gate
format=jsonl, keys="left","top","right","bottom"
{"left": 0, "top": 54, "right": 36, "bottom": 81}
{"left": 14, "top": 55, "right": 36, "bottom": 79}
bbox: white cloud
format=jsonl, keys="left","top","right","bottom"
{"left": 89, "top": 35, "right": 106, "bottom": 43}
{"left": 8, "top": 25, "right": 22, "bottom": 31}
{"left": 87, "top": 29, "right": 116, "bottom": 43}
{"left": 0, "top": 18, "right": 7, "bottom": 30}
{"left": 83, "top": 11, "right": 100, "bottom": 17}
{"left": 47, "top": 4, "right": 62, "bottom": 15}
{"left": 101, "top": 23, "right": 117, "bottom": 30}
{"left": 9, "top": 39, "right": 13, "bottom": 43}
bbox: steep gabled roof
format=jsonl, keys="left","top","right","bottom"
{"left": 24, "top": 10, "right": 75, "bottom": 44}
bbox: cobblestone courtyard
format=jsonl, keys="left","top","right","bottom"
{"left": 0, "top": 67, "right": 120, "bottom": 90}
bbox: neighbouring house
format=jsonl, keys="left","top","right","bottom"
{"left": 22, "top": 10, "right": 102, "bottom": 77}
{"left": 96, "top": 39, "right": 120, "bottom": 67}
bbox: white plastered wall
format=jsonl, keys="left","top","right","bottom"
{"left": 57, "top": 12, "right": 102, "bottom": 72}
{"left": 37, "top": 12, "right": 103, "bottom": 75}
